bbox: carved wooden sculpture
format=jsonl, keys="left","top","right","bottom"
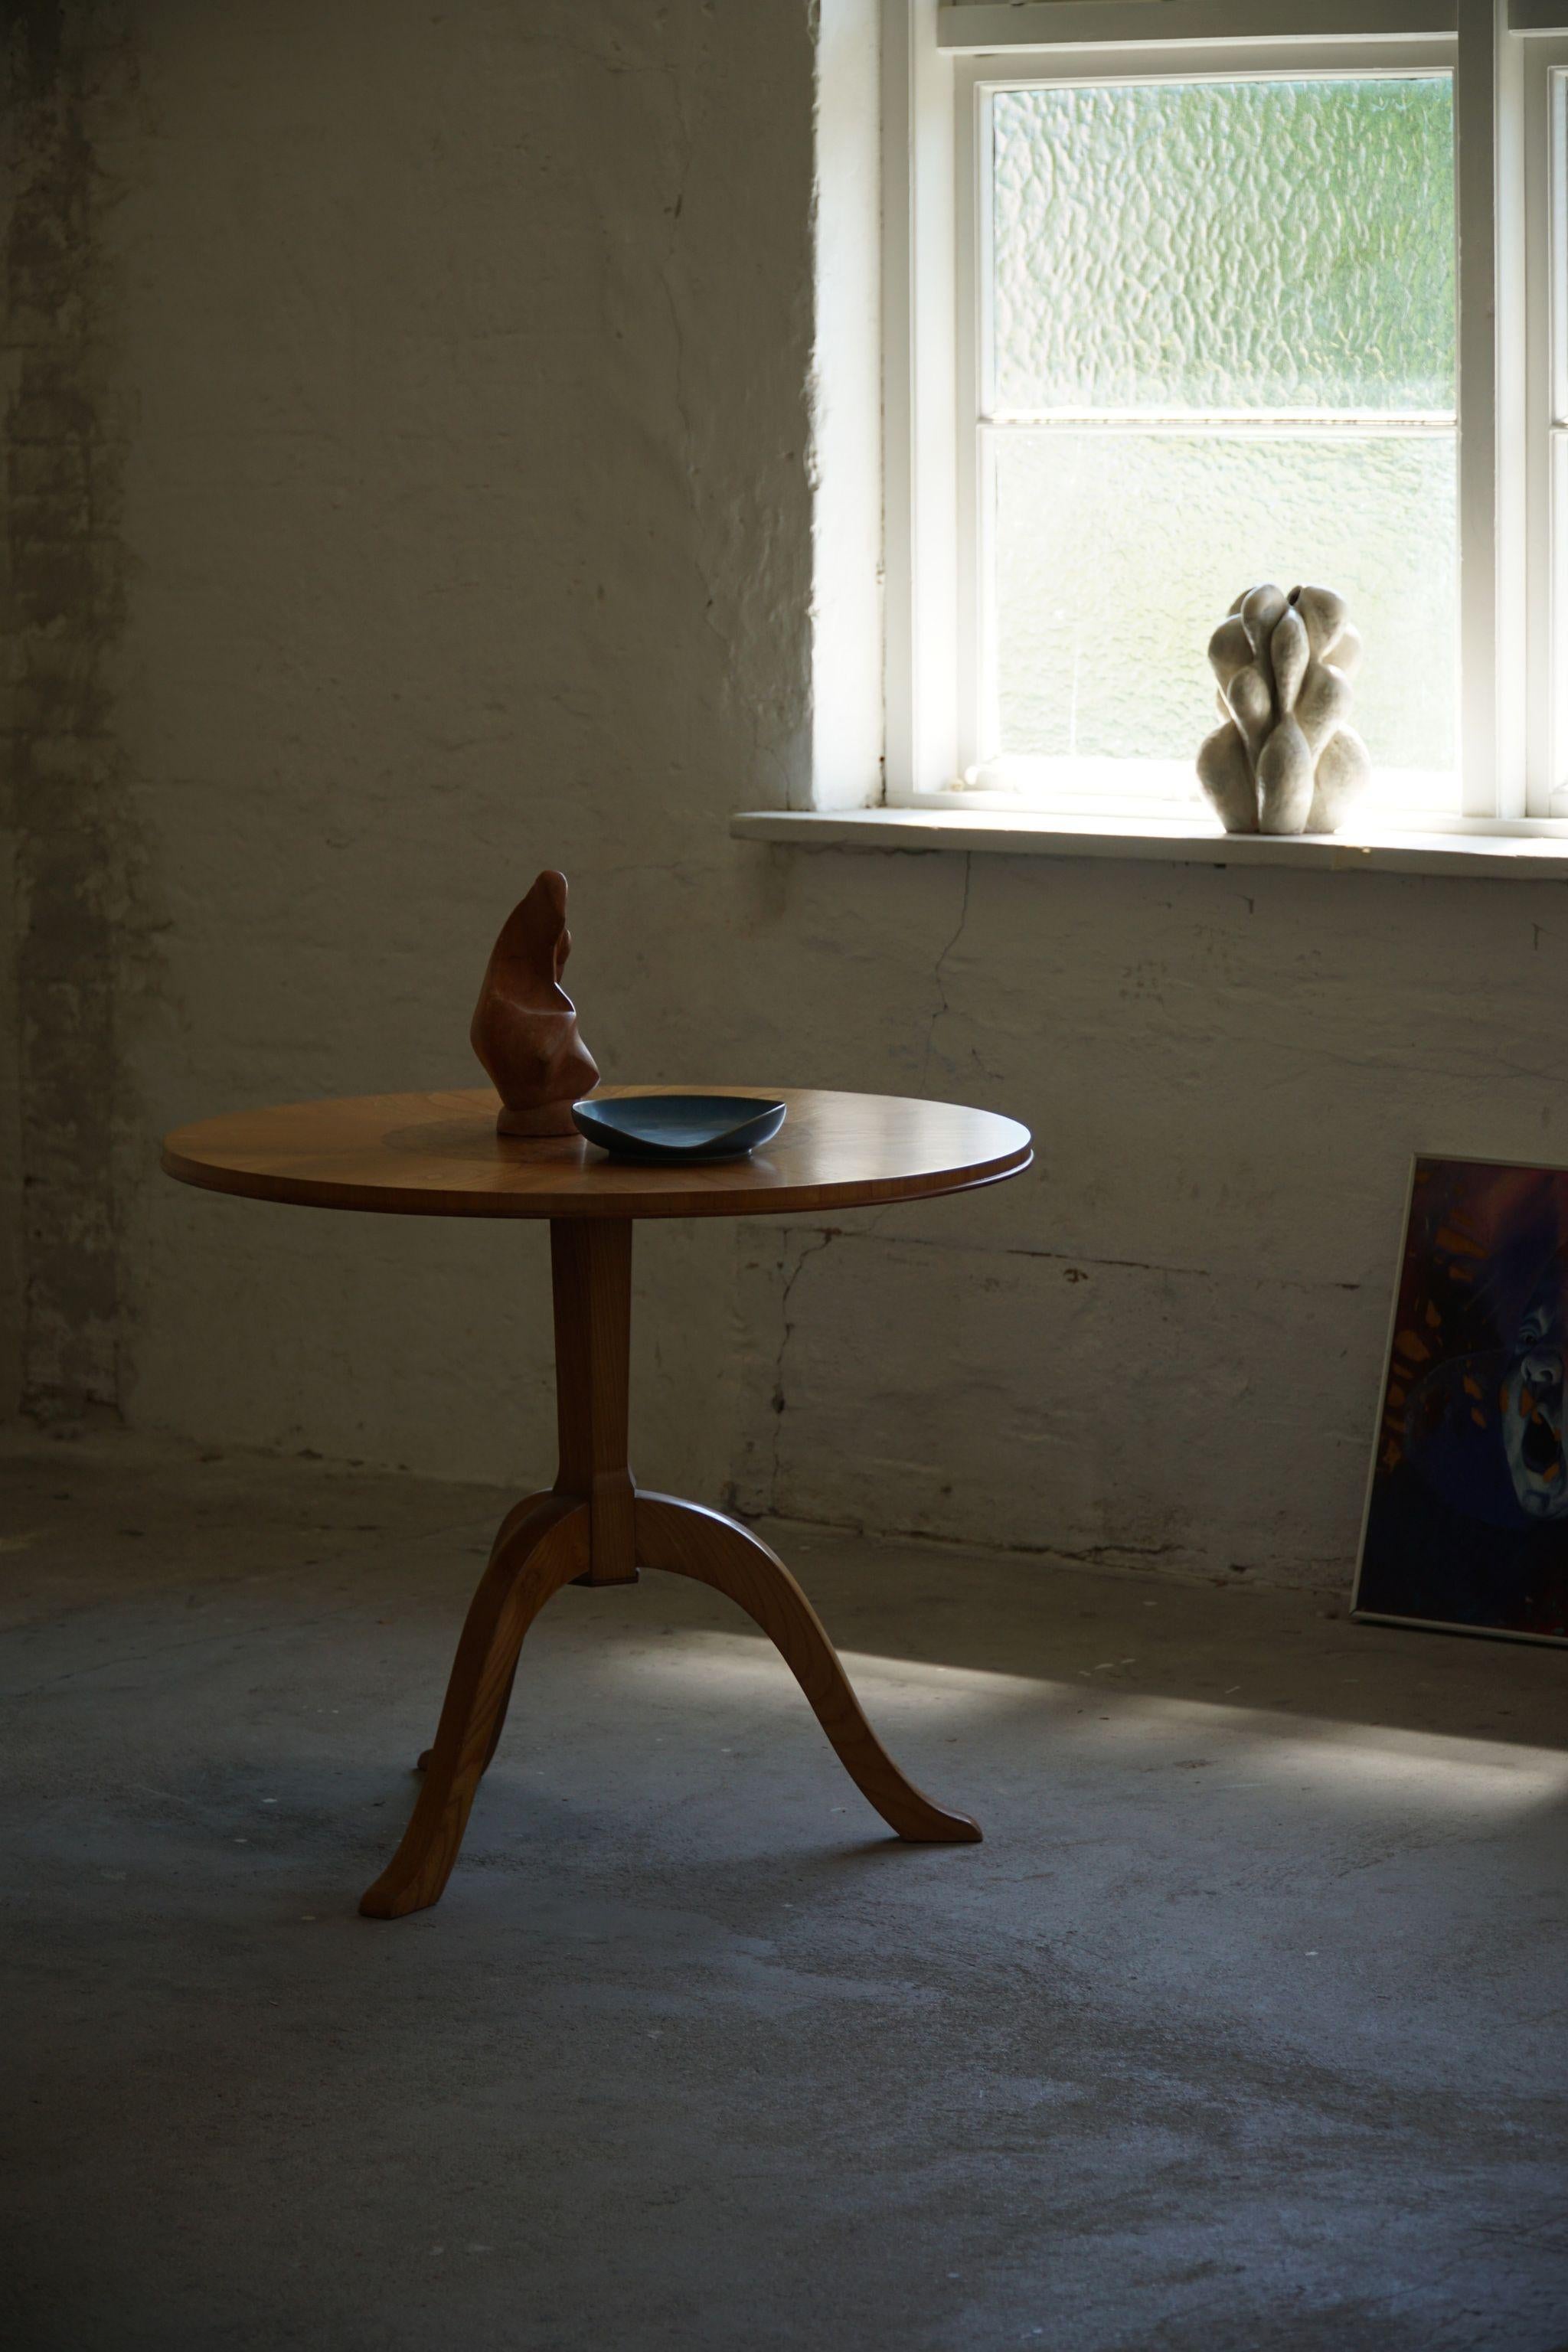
{"left": 471, "top": 871, "right": 599, "bottom": 1135}
{"left": 1197, "top": 583, "right": 1370, "bottom": 837}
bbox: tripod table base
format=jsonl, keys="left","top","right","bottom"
{"left": 360, "top": 1489, "right": 981, "bottom": 1920}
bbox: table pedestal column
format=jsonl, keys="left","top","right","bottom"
{"left": 360, "top": 1219, "right": 980, "bottom": 1919}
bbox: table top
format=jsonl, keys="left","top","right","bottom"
{"left": 162, "top": 1086, "right": 1032, "bottom": 1221}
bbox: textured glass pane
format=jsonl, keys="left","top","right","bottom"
{"left": 991, "top": 79, "right": 1455, "bottom": 415}
{"left": 991, "top": 430, "right": 1457, "bottom": 783}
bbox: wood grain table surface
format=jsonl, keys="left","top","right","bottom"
{"left": 162, "top": 1084, "right": 1034, "bottom": 1220}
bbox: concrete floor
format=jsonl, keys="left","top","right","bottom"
{"left": 2, "top": 1432, "right": 1566, "bottom": 2352}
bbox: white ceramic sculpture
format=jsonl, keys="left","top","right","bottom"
{"left": 1197, "top": 583, "right": 1370, "bottom": 835}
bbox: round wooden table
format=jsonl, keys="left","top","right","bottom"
{"left": 162, "top": 1085, "right": 1033, "bottom": 1917}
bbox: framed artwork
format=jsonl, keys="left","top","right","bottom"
{"left": 1354, "top": 1155, "right": 1568, "bottom": 1646}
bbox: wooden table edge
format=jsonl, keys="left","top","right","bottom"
{"left": 158, "top": 1138, "right": 1034, "bottom": 1219}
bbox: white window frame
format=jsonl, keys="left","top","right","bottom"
{"left": 883, "top": 0, "right": 1568, "bottom": 838}
{"left": 1525, "top": 29, "right": 1568, "bottom": 810}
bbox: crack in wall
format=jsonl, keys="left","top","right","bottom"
{"left": 921, "top": 850, "right": 972, "bottom": 1093}
{"left": 768, "top": 1225, "right": 837, "bottom": 1513}
{"left": 799, "top": 1226, "right": 1365, "bottom": 1295}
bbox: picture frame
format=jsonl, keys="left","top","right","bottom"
{"left": 1353, "top": 1155, "right": 1568, "bottom": 1648}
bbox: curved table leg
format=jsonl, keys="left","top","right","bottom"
{"left": 361, "top": 1495, "right": 590, "bottom": 1919}
{"left": 414, "top": 1491, "right": 555, "bottom": 1775}
{"left": 634, "top": 1494, "right": 982, "bottom": 1845}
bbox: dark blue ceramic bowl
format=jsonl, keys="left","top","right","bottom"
{"left": 571, "top": 1093, "right": 787, "bottom": 1162}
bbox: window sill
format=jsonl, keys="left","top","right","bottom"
{"left": 730, "top": 805, "right": 1568, "bottom": 880}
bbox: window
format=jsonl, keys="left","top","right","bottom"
{"left": 885, "top": 2, "right": 1568, "bottom": 838}
{"left": 1537, "top": 42, "right": 1568, "bottom": 809}
{"left": 982, "top": 74, "right": 1456, "bottom": 813}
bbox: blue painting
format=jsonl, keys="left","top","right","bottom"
{"left": 1354, "top": 1156, "right": 1568, "bottom": 1645}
